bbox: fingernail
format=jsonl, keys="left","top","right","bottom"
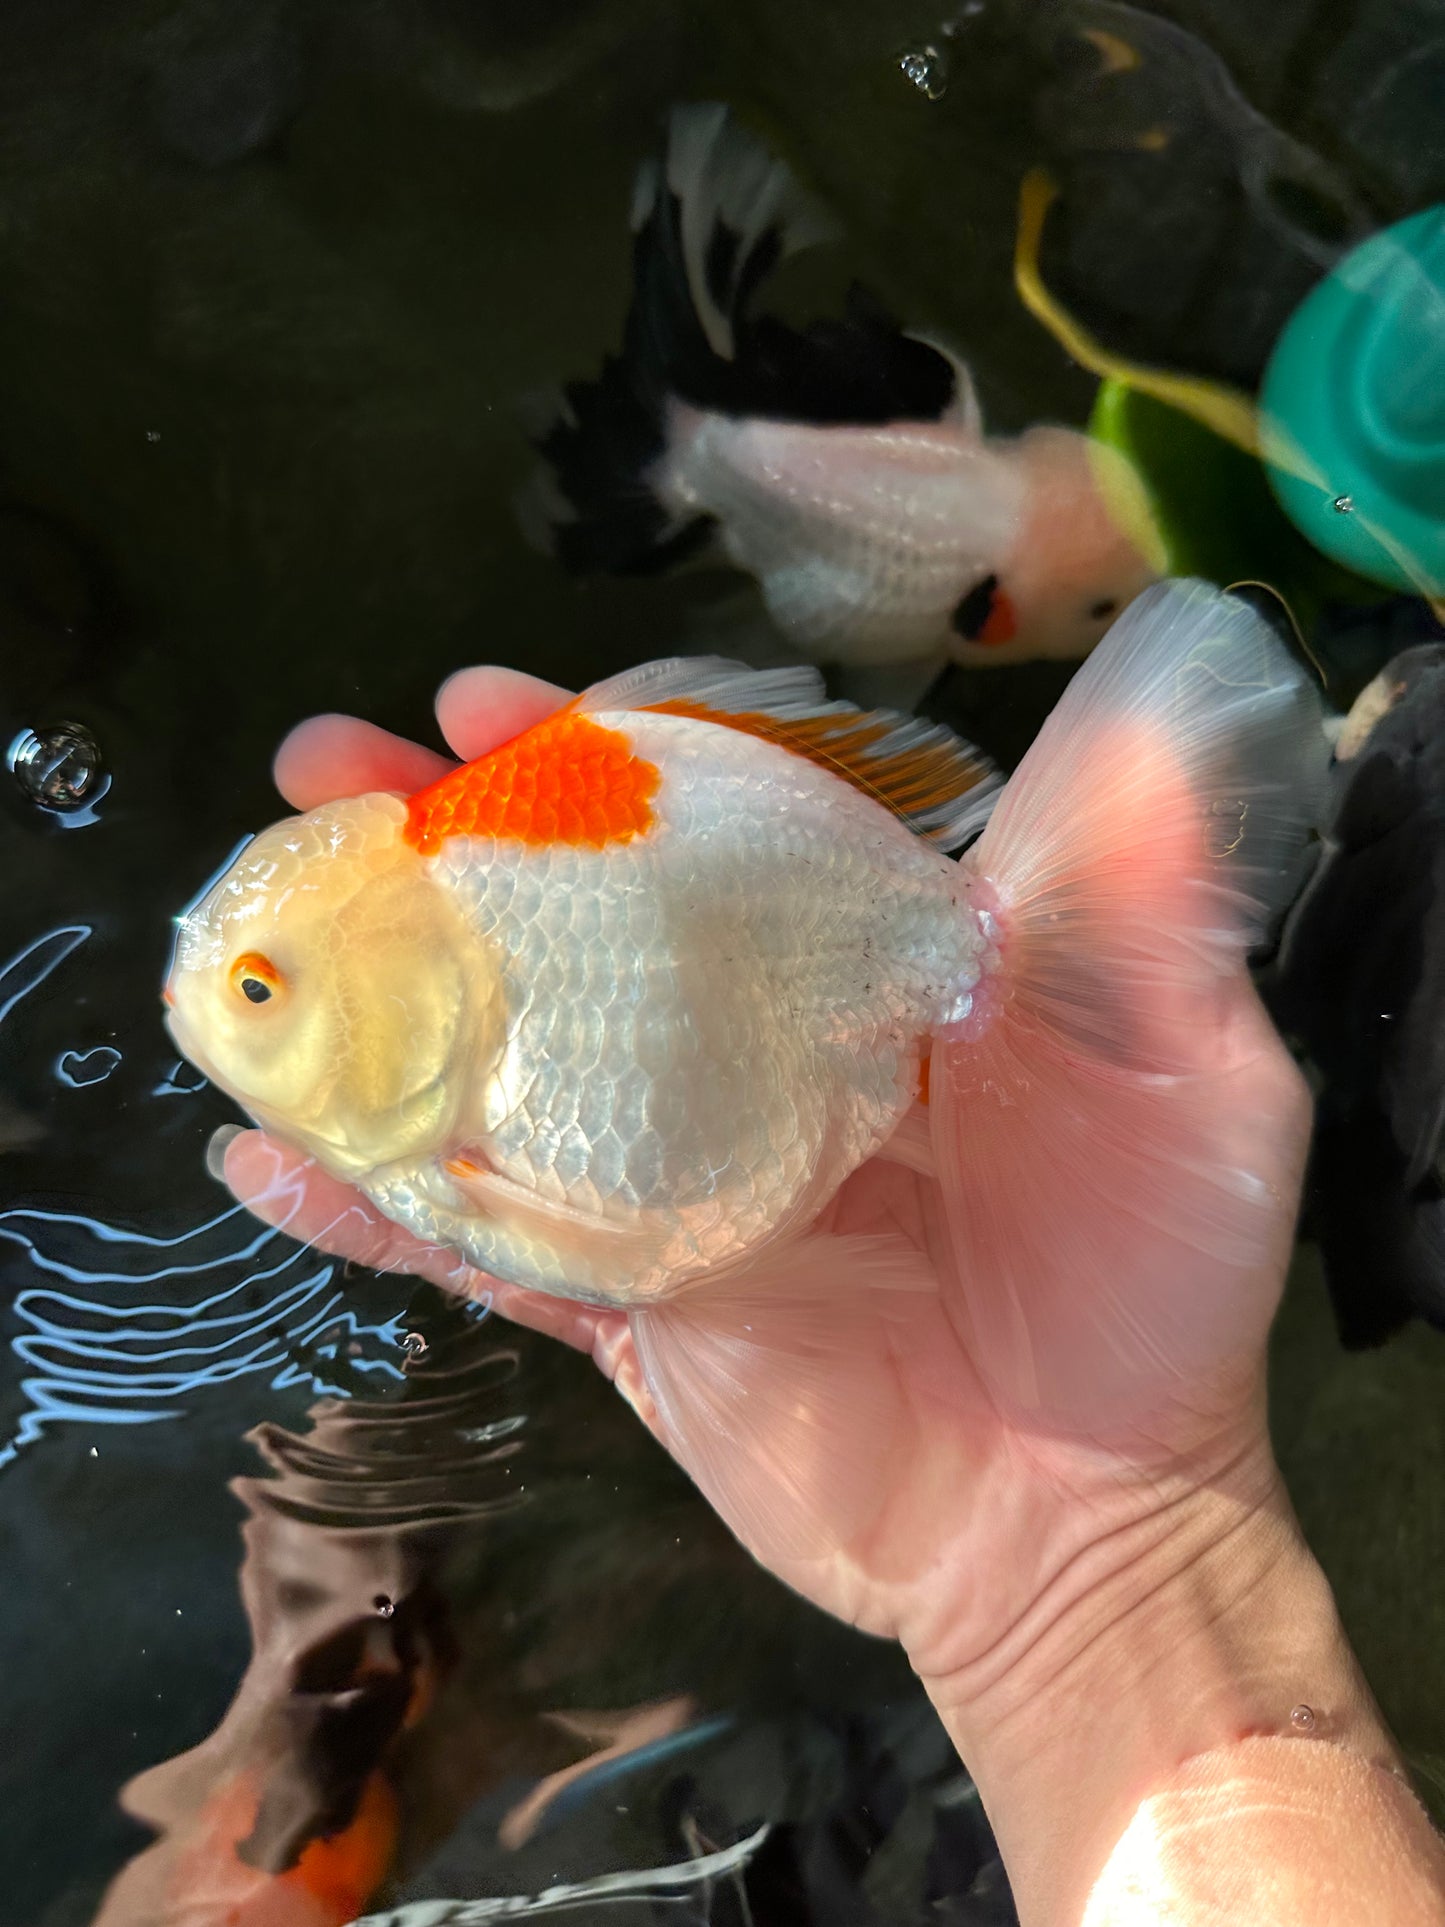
{"left": 205, "top": 1123, "right": 245, "bottom": 1183}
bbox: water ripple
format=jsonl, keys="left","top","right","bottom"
{"left": 244, "top": 1320, "right": 527, "bottom": 1530}
{"left": 0, "top": 1200, "right": 407, "bottom": 1465}
{"left": 0, "top": 923, "right": 90, "bottom": 1027}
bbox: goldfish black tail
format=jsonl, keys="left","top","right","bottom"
{"left": 523, "top": 102, "right": 960, "bottom": 577}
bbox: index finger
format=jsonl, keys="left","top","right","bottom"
{"left": 272, "top": 667, "right": 574, "bottom": 813}
{"left": 274, "top": 715, "right": 452, "bottom": 811}
{"left": 435, "top": 665, "right": 571, "bottom": 761}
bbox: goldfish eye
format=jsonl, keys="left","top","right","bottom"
{"left": 230, "top": 952, "right": 283, "bottom": 1005}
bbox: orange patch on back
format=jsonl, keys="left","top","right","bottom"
{"left": 405, "top": 712, "right": 659, "bottom": 856}
{"left": 647, "top": 700, "right": 993, "bottom": 828}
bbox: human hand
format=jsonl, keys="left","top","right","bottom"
{"left": 217, "top": 666, "right": 1425, "bottom": 1924}
{"left": 218, "top": 656, "right": 1300, "bottom": 1610}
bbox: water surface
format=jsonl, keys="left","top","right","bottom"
{"left": 2, "top": 1, "right": 1443, "bottom": 1918}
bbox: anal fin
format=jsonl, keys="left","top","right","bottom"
{"left": 875, "top": 1101, "right": 935, "bottom": 1177}
{"left": 630, "top": 1233, "right": 933, "bottom": 1561}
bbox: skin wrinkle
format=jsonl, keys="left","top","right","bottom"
{"left": 980, "top": 1486, "right": 1278, "bottom": 1731}
{"left": 945, "top": 1484, "right": 1417, "bottom": 1926}
{"left": 894, "top": 1450, "right": 1155, "bottom": 1696}
{"left": 926, "top": 1443, "right": 1264, "bottom": 1719}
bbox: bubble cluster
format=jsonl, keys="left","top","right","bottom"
{"left": 898, "top": 44, "right": 950, "bottom": 99}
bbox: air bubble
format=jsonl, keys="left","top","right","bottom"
{"left": 899, "top": 44, "right": 950, "bottom": 99}
{"left": 373, "top": 1593, "right": 395, "bottom": 1618}
{"left": 1332, "top": 494, "right": 1354, "bottom": 514}
{"left": 9, "top": 723, "right": 107, "bottom": 813}
{"left": 1289, "top": 1702, "right": 1317, "bottom": 1733}
{"left": 400, "top": 1330, "right": 428, "bottom": 1362}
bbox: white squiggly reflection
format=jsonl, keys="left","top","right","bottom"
{"left": 0, "top": 1201, "right": 406, "bottom": 1465}
{"left": 353, "top": 1823, "right": 770, "bottom": 1924}
{"left": 0, "top": 923, "right": 90, "bottom": 1026}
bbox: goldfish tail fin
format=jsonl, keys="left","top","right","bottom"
{"left": 935, "top": 579, "right": 1328, "bottom": 1423}
{"left": 629, "top": 1233, "right": 932, "bottom": 1560}
{"left": 522, "top": 104, "right": 963, "bottom": 577}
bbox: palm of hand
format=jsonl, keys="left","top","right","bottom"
{"left": 220, "top": 666, "right": 1310, "bottom": 1679}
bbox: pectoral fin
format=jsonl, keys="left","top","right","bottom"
{"left": 399, "top": 1153, "right": 670, "bottom": 1303}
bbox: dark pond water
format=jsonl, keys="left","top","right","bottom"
{"left": 2, "top": 1, "right": 1443, "bottom": 1921}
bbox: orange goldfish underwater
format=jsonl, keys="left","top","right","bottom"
{"left": 167, "top": 581, "right": 1324, "bottom": 1551}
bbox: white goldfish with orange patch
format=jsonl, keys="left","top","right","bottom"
{"left": 166, "top": 582, "right": 1323, "bottom": 1552}
{"left": 527, "top": 103, "right": 1164, "bottom": 672}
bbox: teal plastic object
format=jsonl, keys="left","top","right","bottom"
{"left": 1260, "top": 205, "right": 1445, "bottom": 599}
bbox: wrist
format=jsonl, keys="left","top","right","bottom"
{"left": 911, "top": 1425, "right": 1406, "bottom": 1924}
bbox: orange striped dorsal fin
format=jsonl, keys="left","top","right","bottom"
{"left": 577, "top": 658, "right": 1000, "bottom": 850}
{"left": 404, "top": 711, "right": 660, "bottom": 856}
{"left": 647, "top": 695, "right": 997, "bottom": 846}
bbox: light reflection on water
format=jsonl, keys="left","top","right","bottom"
{"left": 54, "top": 1043, "right": 124, "bottom": 1087}
{"left": 0, "top": 921, "right": 91, "bottom": 1026}
{"left": 2, "top": 911, "right": 418, "bottom": 1462}
{"left": 352, "top": 1823, "right": 771, "bottom": 1925}
{"left": 0, "top": 1200, "right": 407, "bottom": 1464}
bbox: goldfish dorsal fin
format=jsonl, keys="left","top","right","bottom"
{"left": 579, "top": 656, "right": 1001, "bottom": 850}
{"left": 905, "top": 332, "right": 983, "bottom": 438}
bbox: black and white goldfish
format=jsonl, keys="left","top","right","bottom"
{"left": 527, "top": 103, "right": 1164, "bottom": 673}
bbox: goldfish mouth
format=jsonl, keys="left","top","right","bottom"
{"left": 950, "top": 574, "right": 1019, "bottom": 649}
{"left": 162, "top": 1000, "right": 213, "bottom": 1090}
{"left": 976, "top": 591, "right": 1019, "bottom": 646}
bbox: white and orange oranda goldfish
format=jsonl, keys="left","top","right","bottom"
{"left": 526, "top": 103, "right": 1164, "bottom": 672}
{"left": 166, "top": 581, "right": 1323, "bottom": 1553}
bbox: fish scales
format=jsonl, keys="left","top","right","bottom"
{"left": 378, "top": 709, "right": 980, "bottom": 1298}
{"left": 166, "top": 581, "right": 1330, "bottom": 1555}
